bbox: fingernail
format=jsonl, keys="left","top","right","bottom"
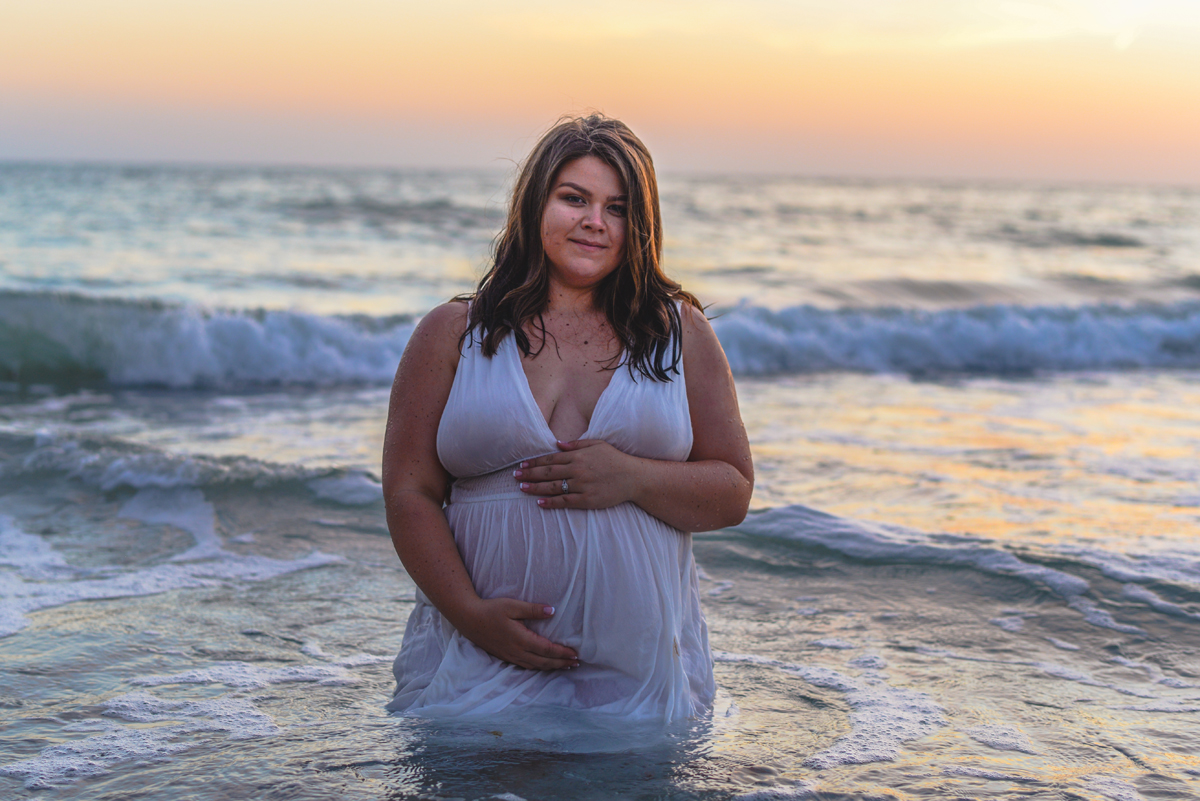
{"left": 544, "top": 606, "right": 554, "bottom": 615}
{"left": 536, "top": 499, "right": 547, "bottom": 507}
{"left": 520, "top": 482, "right": 530, "bottom": 489}
{"left": 512, "top": 470, "right": 523, "bottom": 478}
{"left": 520, "top": 461, "right": 530, "bottom": 468}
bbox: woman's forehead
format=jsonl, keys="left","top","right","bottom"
{"left": 552, "top": 155, "right": 625, "bottom": 194}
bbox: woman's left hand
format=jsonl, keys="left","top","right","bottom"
{"left": 514, "top": 439, "right": 637, "bottom": 510}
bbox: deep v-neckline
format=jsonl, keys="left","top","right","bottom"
{"left": 508, "top": 335, "right": 622, "bottom": 443}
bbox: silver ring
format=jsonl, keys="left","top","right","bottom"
{"left": 561, "top": 479, "right": 569, "bottom": 495}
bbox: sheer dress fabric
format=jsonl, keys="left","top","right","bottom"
{"left": 387, "top": 323, "right": 716, "bottom": 721}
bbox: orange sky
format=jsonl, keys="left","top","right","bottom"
{"left": 2, "top": 0, "right": 1198, "bottom": 183}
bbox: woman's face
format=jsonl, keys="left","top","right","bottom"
{"left": 540, "top": 155, "right": 628, "bottom": 291}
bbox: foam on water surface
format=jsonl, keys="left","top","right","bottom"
{"left": 1086, "top": 775, "right": 1148, "bottom": 801}
{"left": 731, "top": 781, "right": 819, "bottom": 800}
{"left": 0, "top": 690, "right": 280, "bottom": 790}
{"left": 0, "top": 514, "right": 71, "bottom": 579}
{"left": 964, "top": 724, "right": 1038, "bottom": 754}
{"left": 714, "top": 651, "right": 947, "bottom": 769}
{"left": 0, "top": 487, "right": 341, "bottom": 637}
{"left": 134, "top": 661, "right": 359, "bottom": 689}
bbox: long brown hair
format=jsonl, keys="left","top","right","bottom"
{"left": 461, "top": 114, "right": 700, "bottom": 381}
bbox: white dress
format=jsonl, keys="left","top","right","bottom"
{"left": 387, "top": 325, "right": 715, "bottom": 722}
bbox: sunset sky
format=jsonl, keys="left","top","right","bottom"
{"left": 2, "top": 0, "right": 1199, "bottom": 183}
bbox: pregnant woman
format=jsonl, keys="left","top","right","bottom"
{"left": 382, "top": 114, "right": 753, "bottom": 721}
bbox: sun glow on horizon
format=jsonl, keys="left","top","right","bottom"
{"left": 2, "top": 0, "right": 1199, "bottom": 183}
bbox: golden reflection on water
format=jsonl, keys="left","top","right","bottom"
{"left": 739, "top": 371, "right": 1200, "bottom": 550}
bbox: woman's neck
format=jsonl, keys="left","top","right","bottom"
{"left": 544, "top": 281, "right": 600, "bottom": 318}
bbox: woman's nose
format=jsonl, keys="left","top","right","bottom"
{"left": 581, "top": 203, "right": 605, "bottom": 230}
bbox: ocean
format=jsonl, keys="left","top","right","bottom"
{"left": 1, "top": 163, "right": 1199, "bottom": 800}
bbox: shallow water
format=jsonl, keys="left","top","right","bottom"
{"left": 1, "top": 165, "right": 1199, "bottom": 799}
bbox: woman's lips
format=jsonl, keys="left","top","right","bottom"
{"left": 569, "top": 239, "right": 606, "bottom": 251}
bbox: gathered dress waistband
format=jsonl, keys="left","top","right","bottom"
{"left": 449, "top": 465, "right": 527, "bottom": 504}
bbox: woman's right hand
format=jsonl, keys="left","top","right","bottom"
{"left": 455, "top": 597, "right": 580, "bottom": 671}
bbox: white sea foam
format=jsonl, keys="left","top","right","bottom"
{"left": 811, "top": 639, "right": 856, "bottom": 649}
{"left": 0, "top": 639, "right": 397, "bottom": 789}
{"left": 964, "top": 724, "right": 1038, "bottom": 754}
{"left": 1067, "top": 597, "right": 1146, "bottom": 635}
{"left": 0, "top": 489, "right": 340, "bottom": 637}
{"left": 989, "top": 616, "right": 1026, "bottom": 632}
{"left": 119, "top": 487, "right": 224, "bottom": 561}
{"left": 134, "top": 661, "right": 358, "bottom": 688}
{"left": 0, "top": 514, "right": 71, "bottom": 579}
{"left": 0, "top": 691, "right": 278, "bottom": 790}
{"left": 732, "top": 781, "right": 819, "bottom": 800}
{"left": 1085, "top": 775, "right": 1148, "bottom": 801}
{"left": 301, "top": 640, "right": 335, "bottom": 659}
{"left": 1109, "top": 655, "right": 1196, "bottom": 688}
{"left": 102, "top": 691, "right": 281, "bottom": 737}
{"left": 300, "top": 639, "right": 391, "bottom": 667}
{"left": 332, "top": 653, "right": 392, "bottom": 667}
{"left": 1120, "top": 584, "right": 1200, "bottom": 622}
{"left": 848, "top": 654, "right": 887, "bottom": 669}
{"left": 714, "top": 651, "right": 946, "bottom": 769}
{"left": 1046, "top": 637, "right": 1081, "bottom": 651}
{"left": 0, "top": 723, "right": 193, "bottom": 789}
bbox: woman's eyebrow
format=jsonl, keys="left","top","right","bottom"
{"left": 556, "top": 181, "right": 628, "bottom": 201}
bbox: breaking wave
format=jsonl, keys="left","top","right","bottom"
{"left": 3, "top": 291, "right": 1200, "bottom": 387}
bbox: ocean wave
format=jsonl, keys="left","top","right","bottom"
{"left": 4, "top": 291, "right": 1200, "bottom": 387}
{"left": 0, "top": 291, "right": 413, "bottom": 388}
{"left": 0, "top": 431, "right": 381, "bottom": 503}
{"left": 712, "top": 301, "right": 1200, "bottom": 375}
{"left": 988, "top": 224, "right": 1145, "bottom": 249}
{"left": 730, "top": 504, "right": 1200, "bottom": 631}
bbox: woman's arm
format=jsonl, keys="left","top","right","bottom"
{"left": 383, "top": 302, "right": 579, "bottom": 670}
{"left": 516, "top": 304, "right": 754, "bottom": 532}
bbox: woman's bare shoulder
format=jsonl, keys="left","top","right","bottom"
{"left": 419, "top": 300, "right": 470, "bottom": 337}
{"left": 679, "top": 301, "right": 721, "bottom": 359}
{"left": 678, "top": 300, "right": 709, "bottom": 330}
{"left": 404, "top": 300, "right": 470, "bottom": 367}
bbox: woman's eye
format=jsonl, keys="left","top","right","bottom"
{"left": 608, "top": 205, "right": 627, "bottom": 217}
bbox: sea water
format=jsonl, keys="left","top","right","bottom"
{"left": 1, "top": 164, "right": 1199, "bottom": 800}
